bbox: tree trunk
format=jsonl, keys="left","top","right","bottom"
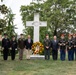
{"left": 54, "top": 29, "right": 57, "bottom": 36}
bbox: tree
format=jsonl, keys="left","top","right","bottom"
{"left": 4, "top": 8, "right": 17, "bottom": 39}
{"left": 0, "top": 4, "right": 8, "bottom": 34}
{"left": 20, "top": 0, "right": 76, "bottom": 42}
{"left": 41, "top": 0, "right": 76, "bottom": 37}
{"left": 0, "top": 4, "right": 17, "bottom": 38}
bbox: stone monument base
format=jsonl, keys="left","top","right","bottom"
{"left": 30, "top": 54, "right": 45, "bottom": 59}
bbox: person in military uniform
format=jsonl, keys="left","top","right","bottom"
{"left": 51, "top": 36, "right": 59, "bottom": 60}
{"left": 67, "top": 34, "right": 73, "bottom": 61}
{"left": 72, "top": 34, "right": 76, "bottom": 60}
{"left": 44, "top": 34, "right": 51, "bottom": 60}
{"left": 2, "top": 33, "right": 10, "bottom": 60}
{"left": 10, "top": 36, "right": 17, "bottom": 60}
{"left": 25, "top": 35, "right": 33, "bottom": 60}
{"left": 59, "top": 34, "right": 66, "bottom": 61}
{"left": 18, "top": 34, "right": 25, "bottom": 60}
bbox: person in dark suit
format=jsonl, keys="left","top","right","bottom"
{"left": 44, "top": 34, "right": 51, "bottom": 60}
{"left": 59, "top": 34, "right": 66, "bottom": 61}
{"left": 10, "top": 36, "right": 17, "bottom": 60}
{"left": 18, "top": 34, "right": 25, "bottom": 60}
{"left": 51, "top": 36, "right": 59, "bottom": 60}
{"left": 72, "top": 34, "right": 76, "bottom": 60}
{"left": 25, "top": 35, "right": 33, "bottom": 59}
{"left": 67, "top": 34, "right": 73, "bottom": 61}
{"left": 2, "top": 33, "right": 10, "bottom": 60}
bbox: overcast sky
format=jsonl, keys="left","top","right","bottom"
{"left": 0, "top": 0, "right": 32, "bottom": 35}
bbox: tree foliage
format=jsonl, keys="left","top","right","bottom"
{"left": 0, "top": 4, "right": 8, "bottom": 34}
{"left": 4, "top": 9, "right": 17, "bottom": 39}
{"left": 0, "top": 4, "right": 8, "bottom": 14}
{"left": 0, "top": 4, "right": 17, "bottom": 38}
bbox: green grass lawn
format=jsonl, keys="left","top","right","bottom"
{"left": 0, "top": 53, "right": 76, "bottom": 75}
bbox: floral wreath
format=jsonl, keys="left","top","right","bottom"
{"left": 32, "top": 42, "right": 44, "bottom": 54}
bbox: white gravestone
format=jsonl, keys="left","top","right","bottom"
{"left": 26, "top": 13, "right": 47, "bottom": 42}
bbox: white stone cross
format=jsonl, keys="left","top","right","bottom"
{"left": 26, "top": 13, "right": 47, "bottom": 42}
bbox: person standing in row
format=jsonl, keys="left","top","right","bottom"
{"left": 2, "top": 33, "right": 10, "bottom": 60}
{"left": 67, "top": 34, "right": 73, "bottom": 61}
{"left": 72, "top": 34, "right": 76, "bottom": 60}
{"left": 18, "top": 34, "right": 25, "bottom": 60}
{"left": 51, "top": 36, "right": 59, "bottom": 60}
{"left": 59, "top": 34, "right": 66, "bottom": 61}
{"left": 44, "top": 34, "right": 51, "bottom": 60}
{"left": 10, "top": 36, "right": 17, "bottom": 60}
{"left": 25, "top": 35, "right": 33, "bottom": 60}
